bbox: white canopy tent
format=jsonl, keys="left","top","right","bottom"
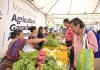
{"left": 27, "top": 0, "right": 100, "bottom": 24}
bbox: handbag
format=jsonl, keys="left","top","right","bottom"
{"left": 76, "top": 34, "right": 94, "bottom": 70}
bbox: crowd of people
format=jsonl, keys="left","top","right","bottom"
{"left": 0, "top": 17, "right": 99, "bottom": 70}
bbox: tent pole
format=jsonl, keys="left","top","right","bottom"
{"left": 45, "top": 14, "right": 48, "bottom": 26}
{"left": 47, "top": 13, "right": 100, "bottom": 15}
{"left": 68, "top": 0, "right": 72, "bottom": 14}
{"left": 93, "top": 0, "right": 100, "bottom": 13}
{"left": 27, "top": 0, "right": 45, "bottom": 15}
{"left": 46, "top": 0, "right": 59, "bottom": 14}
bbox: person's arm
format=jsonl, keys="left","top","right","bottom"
{"left": 28, "top": 36, "right": 33, "bottom": 39}
{"left": 87, "top": 31, "right": 98, "bottom": 52}
{"left": 26, "top": 38, "right": 47, "bottom": 44}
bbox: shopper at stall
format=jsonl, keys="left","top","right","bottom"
{"left": 28, "top": 26, "right": 41, "bottom": 50}
{"left": 49, "top": 28, "right": 53, "bottom": 33}
{"left": 60, "top": 26, "right": 66, "bottom": 35}
{"left": 70, "top": 18, "right": 98, "bottom": 69}
{"left": 0, "top": 30, "right": 47, "bottom": 70}
{"left": 37, "top": 26, "right": 45, "bottom": 47}
{"left": 44, "top": 26, "right": 49, "bottom": 37}
{"left": 63, "top": 18, "right": 74, "bottom": 68}
{"left": 63, "top": 18, "right": 74, "bottom": 46}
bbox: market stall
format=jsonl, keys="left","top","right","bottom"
{"left": 12, "top": 33, "right": 69, "bottom": 70}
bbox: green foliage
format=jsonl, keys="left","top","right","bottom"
{"left": 40, "top": 55, "right": 57, "bottom": 70}
{"left": 49, "top": 33, "right": 56, "bottom": 39}
{"left": 43, "top": 36, "right": 60, "bottom": 48}
{"left": 13, "top": 50, "right": 38, "bottom": 70}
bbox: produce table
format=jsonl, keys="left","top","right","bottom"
{"left": 12, "top": 33, "right": 69, "bottom": 70}
{"left": 42, "top": 46, "right": 69, "bottom": 65}
{"left": 12, "top": 48, "right": 69, "bottom": 70}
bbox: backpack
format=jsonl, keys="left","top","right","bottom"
{"left": 84, "top": 30, "right": 100, "bottom": 58}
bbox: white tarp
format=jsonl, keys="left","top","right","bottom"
{"left": 28, "top": 0, "right": 100, "bottom": 24}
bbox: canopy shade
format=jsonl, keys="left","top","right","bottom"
{"left": 28, "top": 0, "right": 100, "bottom": 24}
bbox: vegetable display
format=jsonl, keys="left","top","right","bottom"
{"left": 54, "top": 51, "right": 68, "bottom": 64}
{"left": 12, "top": 32, "right": 69, "bottom": 70}
{"left": 13, "top": 50, "right": 38, "bottom": 70}
{"left": 36, "top": 50, "right": 46, "bottom": 70}
{"left": 49, "top": 33, "right": 56, "bottom": 39}
{"left": 43, "top": 36, "right": 60, "bottom": 48}
{"left": 42, "top": 32, "right": 62, "bottom": 49}
{"left": 40, "top": 52, "right": 67, "bottom": 70}
{"left": 40, "top": 55, "right": 57, "bottom": 70}
{"left": 42, "top": 32, "right": 67, "bottom": 50}
{"left": 12, "top": 49, "right": 68, "bottom": 70}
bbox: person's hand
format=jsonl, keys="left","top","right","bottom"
{"left": 45, "top": 36, "right": 48, "bottom": 39}
{"left": 43, "top": 38, "right": 48, "bottom": 42}
{"left": 67, "top": 47, "right": 72, "bottom": 50}
{"left": 67, "top": 46, "right": 73, "bottom": 50}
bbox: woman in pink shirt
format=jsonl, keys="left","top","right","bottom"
{"left": 70, "top": 18, "right": 98, "bottom": 70}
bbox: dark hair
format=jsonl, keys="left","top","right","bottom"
{"left": 44, "top": 27, "right": 48, "bottom": 30}
{"left": 38, "top": 26, "right": 43, "bottom": 33}
{"left": 50, "top": 28, "right": 53, "bottom": 30}
{"left": 63, "top": 18, "right": 69, "bottom": 23}
{"left": 49, "top": 28, "right": 53, "bottom": 33}
{"left": 70, "top": 18, "right": 85, "bottom": 29}
{"left": 10, "top": 30, "right": 22, "bottom": 39}
{"left": 28, "top": 26, "right": 36, "bottom": 32}
{"left": 61, "top": 26, "right": 63, "bottom": 29}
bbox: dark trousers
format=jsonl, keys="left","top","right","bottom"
{"left": 65, "top": 41, "right": 74, "bottom": 67}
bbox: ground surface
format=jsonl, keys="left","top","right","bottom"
{"left": 94, "top": 58, "right": 100, "bottom": 70}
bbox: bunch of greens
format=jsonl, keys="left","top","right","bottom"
{"left": 56, "top": 61, "right": 67, "bottom": 70}
{"left": 42, "top": 36, "right": 60, "bottom": 48}
{"left": 13, "top": 50, "right": 38, "bottom": 70}
{"left": 49, "top": 33, "right": 56, "bottom": 39}
{"left": 40, "top": 54, "right": 57, "bottom": 70}
{"left": 40, "top": 53, "right": 67, "bottom": 70}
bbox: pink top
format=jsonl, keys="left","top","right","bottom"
{"left": 73, "top": 30, "right": 98, "bottom": 66}
{"left": 65, "top": 26, "right": 74, "bottom": 41}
